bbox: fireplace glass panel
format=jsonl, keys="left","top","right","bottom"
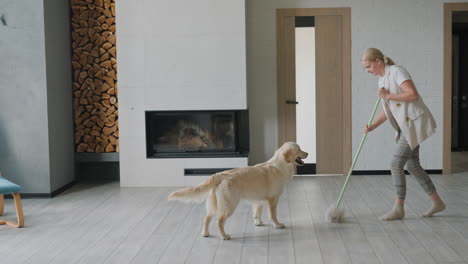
{"left": 146, "top": 110, "right": 248, "bottom": 158}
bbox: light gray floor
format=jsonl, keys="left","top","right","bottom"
{"left": 1, "top": 173, "right": 468, "bottom": 264}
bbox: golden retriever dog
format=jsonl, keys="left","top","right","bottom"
{"left": 168, "top": 142, "right": 308, "bottom": 240}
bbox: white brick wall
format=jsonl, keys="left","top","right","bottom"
{"left": 116, "top": 0, "right": 247, "bottom": 186}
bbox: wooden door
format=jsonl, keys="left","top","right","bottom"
{"left": 277, "top": 12, "right": 297, "bottom": 143}
{"left": 315, "top": 15, "right": 343, "bottom": 174}
{"left": 277, "top": 8, "right": 351, "bottom": 175}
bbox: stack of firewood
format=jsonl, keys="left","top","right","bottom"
{"left": 70, "top": 0, "right": 118, "bottom": 153}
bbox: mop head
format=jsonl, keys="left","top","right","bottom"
{"left": 325, "top": 204, "right": 345, "bottom": 223}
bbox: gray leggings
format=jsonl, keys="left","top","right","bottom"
{"left": 390, "top": 136, "right": 436, "bottom": 200}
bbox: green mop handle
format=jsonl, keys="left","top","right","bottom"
{"left": 335, "top": 97, "right": 381, "bottom": 208}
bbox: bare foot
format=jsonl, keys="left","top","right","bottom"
{"left": 380, "top": 203, "right": 405, "bottom": 221}
{"left": 423, "top": 199, "right": 446, "bottom": 217}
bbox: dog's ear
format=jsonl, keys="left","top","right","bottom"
{"left": 283, "top": 149, "right": 293, "bottom": 163}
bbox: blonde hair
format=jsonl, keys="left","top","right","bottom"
{"left": 361, "top": 48, "right": 395, "bottom": 65}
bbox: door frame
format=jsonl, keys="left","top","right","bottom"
{"left": 276, "top": 8, "right": 351, "bottom": 174}
{"left": 443, "top": 3, "right": 468, "bottom": 174}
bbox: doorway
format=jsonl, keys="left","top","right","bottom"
{"left": 276, "top": 8, "right": 351, "bottom": 175}
{"left": 295, "top": 16, "right": 316, "bottom": 174}
{"left": 452, "top": 10, "right": 468, "bottom": 173}
{"left": 444, "top": 3, "right": 468, "bottom": 174}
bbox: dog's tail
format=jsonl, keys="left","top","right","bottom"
{"left": 168, "top": 174, "right": 223, "bottom": 203}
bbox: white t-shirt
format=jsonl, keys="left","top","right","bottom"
{"left": 394, "top": 66, "right": 411, "bottom": 86}
{"left": 378, "top": 65, "right": 412, "bottom": 90}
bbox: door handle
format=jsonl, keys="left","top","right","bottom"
{"left": 286, "top": 100, "right": 299, "bottom": 105}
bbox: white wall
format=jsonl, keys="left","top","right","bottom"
{"left": 247, "top": 0, "right": 467, "bottom": 170}
{"left": 116, "top": 0, "right": 246, "bottom": 111}
{"left": 116, "top": 0, "right": 247, "bottom": 186}
{"left": 116, "top": 0, "right": 463, "bottom": 185}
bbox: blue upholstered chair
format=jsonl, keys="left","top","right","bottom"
{"left": 0, "top": 172, "right": 24, "bottom": 228}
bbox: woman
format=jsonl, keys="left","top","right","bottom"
{"left": 361, "top": 48, "right": 445, "bottom": 221}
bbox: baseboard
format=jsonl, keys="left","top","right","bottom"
{"left": 352, "top": 170, "right": 443, "bottom": 175}
{"left": 4, "top": 181, "right": 76, "bottom": 199}
{"left": 50, "top": 181, "right": 76, "bottom": 197}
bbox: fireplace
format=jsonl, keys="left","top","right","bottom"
{"left": 146, "top": 110, "right": 249, "bottom": 158}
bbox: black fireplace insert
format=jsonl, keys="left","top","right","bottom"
{"left": 146, "top": 110, "right": 249, "bottom": 158}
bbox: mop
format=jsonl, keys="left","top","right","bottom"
{"left": 325, "top": 97, "right": 381, "bottom": 223}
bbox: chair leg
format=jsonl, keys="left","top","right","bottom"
{"left": 0, "top": 194, "right": 4, "bottom": 216}
{"left": 0, "top": 193, "right": 24, "bottom": 228}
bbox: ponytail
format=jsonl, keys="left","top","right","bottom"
{"left": 384, "top": 56, "right": 395, "bottom": 65}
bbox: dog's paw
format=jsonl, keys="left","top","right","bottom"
{"left": 275, "top": 223, "right": 286, "bottom": 229}
{"left": 254, "top": 219, "right": 264, "bottom": 226}
{"left": 221, "top": 234, "right": 231, "bottom": 240}
{"left": 202, "top": 232, "right": 210, "bottom": 237}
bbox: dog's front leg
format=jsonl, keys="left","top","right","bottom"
{"left": 268, "top": 197, "right": 285, "bottom": 228}
{"left": 253, "top": 203, "right": 264, "bottom": 226}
